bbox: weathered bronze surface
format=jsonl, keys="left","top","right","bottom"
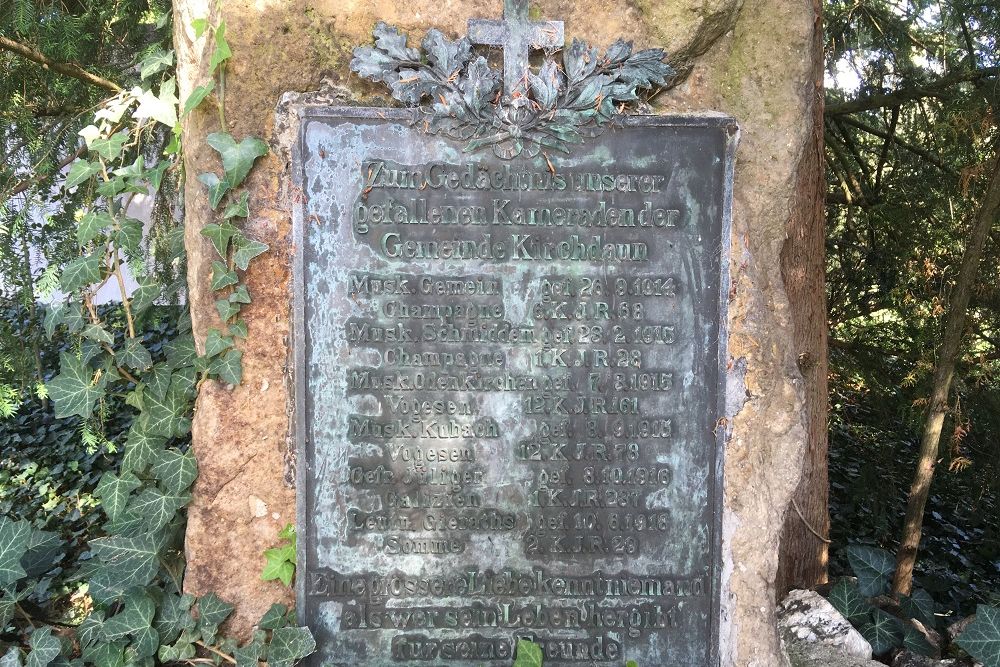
{"left": 293, "top": 108, "right": 736, "bottom": 666}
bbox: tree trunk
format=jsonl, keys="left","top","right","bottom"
{"left": 775, "top": 0, "right": 829, "bottom": 596}
{"left": 892, "top": 148, "right": 1000, "bottom": 595}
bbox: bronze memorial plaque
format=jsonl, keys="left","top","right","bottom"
{"left": 293, "top": 107, "right": 736, "bottom": 666}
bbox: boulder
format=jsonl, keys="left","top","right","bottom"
{"left": 778, "top": 589, "right": 875, "bottom": 660}
{"left": 785, "top": 641, "right": 884, "bottom": 667}
{"left": 891, "top": 650, "right": 980, "bottom": 667}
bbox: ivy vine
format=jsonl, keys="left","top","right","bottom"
{"left": 0, "top": 13, "right": 313, "bottom": 667}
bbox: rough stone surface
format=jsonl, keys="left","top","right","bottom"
{"left": 778, "top": 589, "right": 874, "bottom": 660}
{"left": 175, "top": 0, "right": 824, "bottom": 662}
{"left": 785, "top": 641, "right": 884, "bottom": 667}
{"left": 891, "top": 651, "right": 979, "bottom": 667}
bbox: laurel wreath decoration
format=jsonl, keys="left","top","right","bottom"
{"left": 350, "top": 23, "right": 675, "bottom": 159}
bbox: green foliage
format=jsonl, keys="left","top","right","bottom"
{"left": 859, "top": 609, "right": 904, "bottom": 655}
{"left": 261, "top": 524, "right": 297, "bottom": 588}
{"left": 826, "top": 547, "right": 936, "bottom": 656}
{"left": 828, "top": 579, "right": 874, "bottom": 622}
{"left": 512, "top": 639, "right": 544, "bottom": 667}
{"left": 0, "top": 8, "right": 313, "bottom": 667}
{"left": 956, "top": 606, "right": 1000, "bottom": 667}
{"left": 845, "top": 545, "right": 895, "bottom": 597}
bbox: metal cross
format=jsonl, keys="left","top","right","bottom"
{"left": 468, "top": 0, "right": 564, "bottom": 99}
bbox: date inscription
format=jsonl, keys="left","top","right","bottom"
{"left": 296, "top": 114, "right": 732, "bottom": 666}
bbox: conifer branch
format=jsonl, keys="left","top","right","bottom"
{"left": 0, "top": 35, "right": 122, "bottom": 93}
{"left": 826, "top": 65, "right": 1000, "bottom": 115}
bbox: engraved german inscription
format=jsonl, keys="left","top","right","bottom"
{"left": 294, "top": 110, "right": 735, "bottom": 666}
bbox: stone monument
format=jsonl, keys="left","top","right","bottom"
{"left": 175, "top": 0, "right": 826, "bottom": 664}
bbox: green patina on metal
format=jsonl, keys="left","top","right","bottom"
{"left": 349, "top": 0, "right": 675, "bottom": 158}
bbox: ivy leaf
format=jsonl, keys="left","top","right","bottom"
{"left": 89, "top": 532, "right": 163, "bottom": 591}
{"left": 157, "top": 633, "right": 195, "bottom": 663}
{"left": 116, "top": 217, "right": 144, "bottom": 255}
{"left": 956, "top": 605, "right": 1000, "bottom": 667}
{"left": 139, "top": 382, "right": 191, "bottom": 438}
{"left": 197, "top": 593, "right": 234, "bottom": 628}
{"left": 82, "top": 638, "right": 125, "bottom": 667}
{"left": 164, "top": 333, "right": 198, "bottom": 368}
{"left": 129, "top": 625, "right": 160, "bottom": 659}
{"left": 154, "top": 593, "right": 195, "bottom": 645}
{"left": 210, "top": 348, "right": 242, "bottom": 385}
{"left": 201, "top": 221, "right": 237, "bottom": 257}
{"left": 94, "top": 471, "right": 142, "bottom": 523}
{"left": 146, "top": 363, "right": 172, "bottom": 399}
{"left": 204, "top": 328, "right": 234, "bottom": 357}
{"left": 78, "top": 612, "right": 105, "bottom": 649}
{"left": 82, "top": 323, "right": 115, "bottom": 346}
{"left": 63, "top": 304, "right": 85, "bottom": 332}
{"left": 122, "top": 426, "right": 164, "bottom": 476}
{"left": 78, "top": 211, "right": 113, "bottom": 247}
{"left": 827, "top": 580, "right": 873, "bottom": 622}
{"left": 266, "top": 627, "right": 316, "bottom": 667}
{"left": 232, "top": 235, "right": 268, "bottom": 271}
{"left": 151, "top": 448, "right": 198, "bottom": 494}
{"left": 147, "top": 160, "right": 170, "bottom": 192}
{"left": 0, "top": 647, "right": 21, "bottom": 667}
{"left": 846, "top": 545, "right": 896, "bottom": 597}
{"left": 113, "top": 154, "right": 144, "bottom": 179}
{"left": 43, "top": 303, "right": 65, "bottom": 339}
{"left": 221, "top": 191, "right": 249, "bottom": 219}
{"left": 90, "top": 132, "right": 129, "bottom": 161}
{"left": 103, "top": 590, "right": 156, "bottom": 639}
{"left": 209, "top": 21, "right": 232, "bottom": 73}
{"left": 124, "top": 488, "right": 190, "bottom": 533}
{"left": 0, "top": 517, "right": 31, "bottom": 587}
{"left": 233, "top": 638, "right": 263, "bottom": 667}
{"left": 258, "top": 604, "right": 289, "bottom": 631}
{"left": 902, "top": 624, "right": 936, "bottom": 657}
{"left": 197, "top": 173, "right": 230, "bottom": 210}
{"left": 191, "top": 18, "right": 209, "bottom": 38}
{"left": 182, "top": 81, "right": 215, "bottom": 117}
{"left": 900, "top": 589, "right": 938, "bottom": 629}
{"left": 229, "top": 284, "right": 251, "bottom": 304}
{"left": 261, "top": 544, "right": 295, "bottom": 586}
{"left": 117, "top": 338, "right": 153, "bottom": 372}
{"left": 60, "top": 254, "right": 102, "bottom": 292}
{"left": 210, "top": 262, "right": 238, "bottom": 290}
{"left": 130, "top": 279, "right": 161, "bottom": 315}
{"left": 133, "top": 79, "right": 179, "bottom": 128}
{"left": 216, "top": 298, "right": 241, "bottom": 322}
{"left": 26, "top": 627, "right": 61, "bottom": 667}
{"left": 48, "top": 352, "right": 104, "bottom": 419}
{"left": 20, "top": 529, "right": 63, "bottom": 578}
{"left": 859, "top": 609, "right": 904, "bottom": 655}
{"left": 2, "top": 601, "right": 24, "bottom": 631}
{"left": 65, "top": 160, "right": 102, "bottom": 189}
{"left": 139, "top": 47, "right": 174, "bottom": 79}
{"left": 229, "top": 319, "right": 248, "bottom": 339}
{"left": 512, "top": 639, "right": 543, "bottom": 667}
{"left": 205, "top": 132, "right": 269, "bottom": 188}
